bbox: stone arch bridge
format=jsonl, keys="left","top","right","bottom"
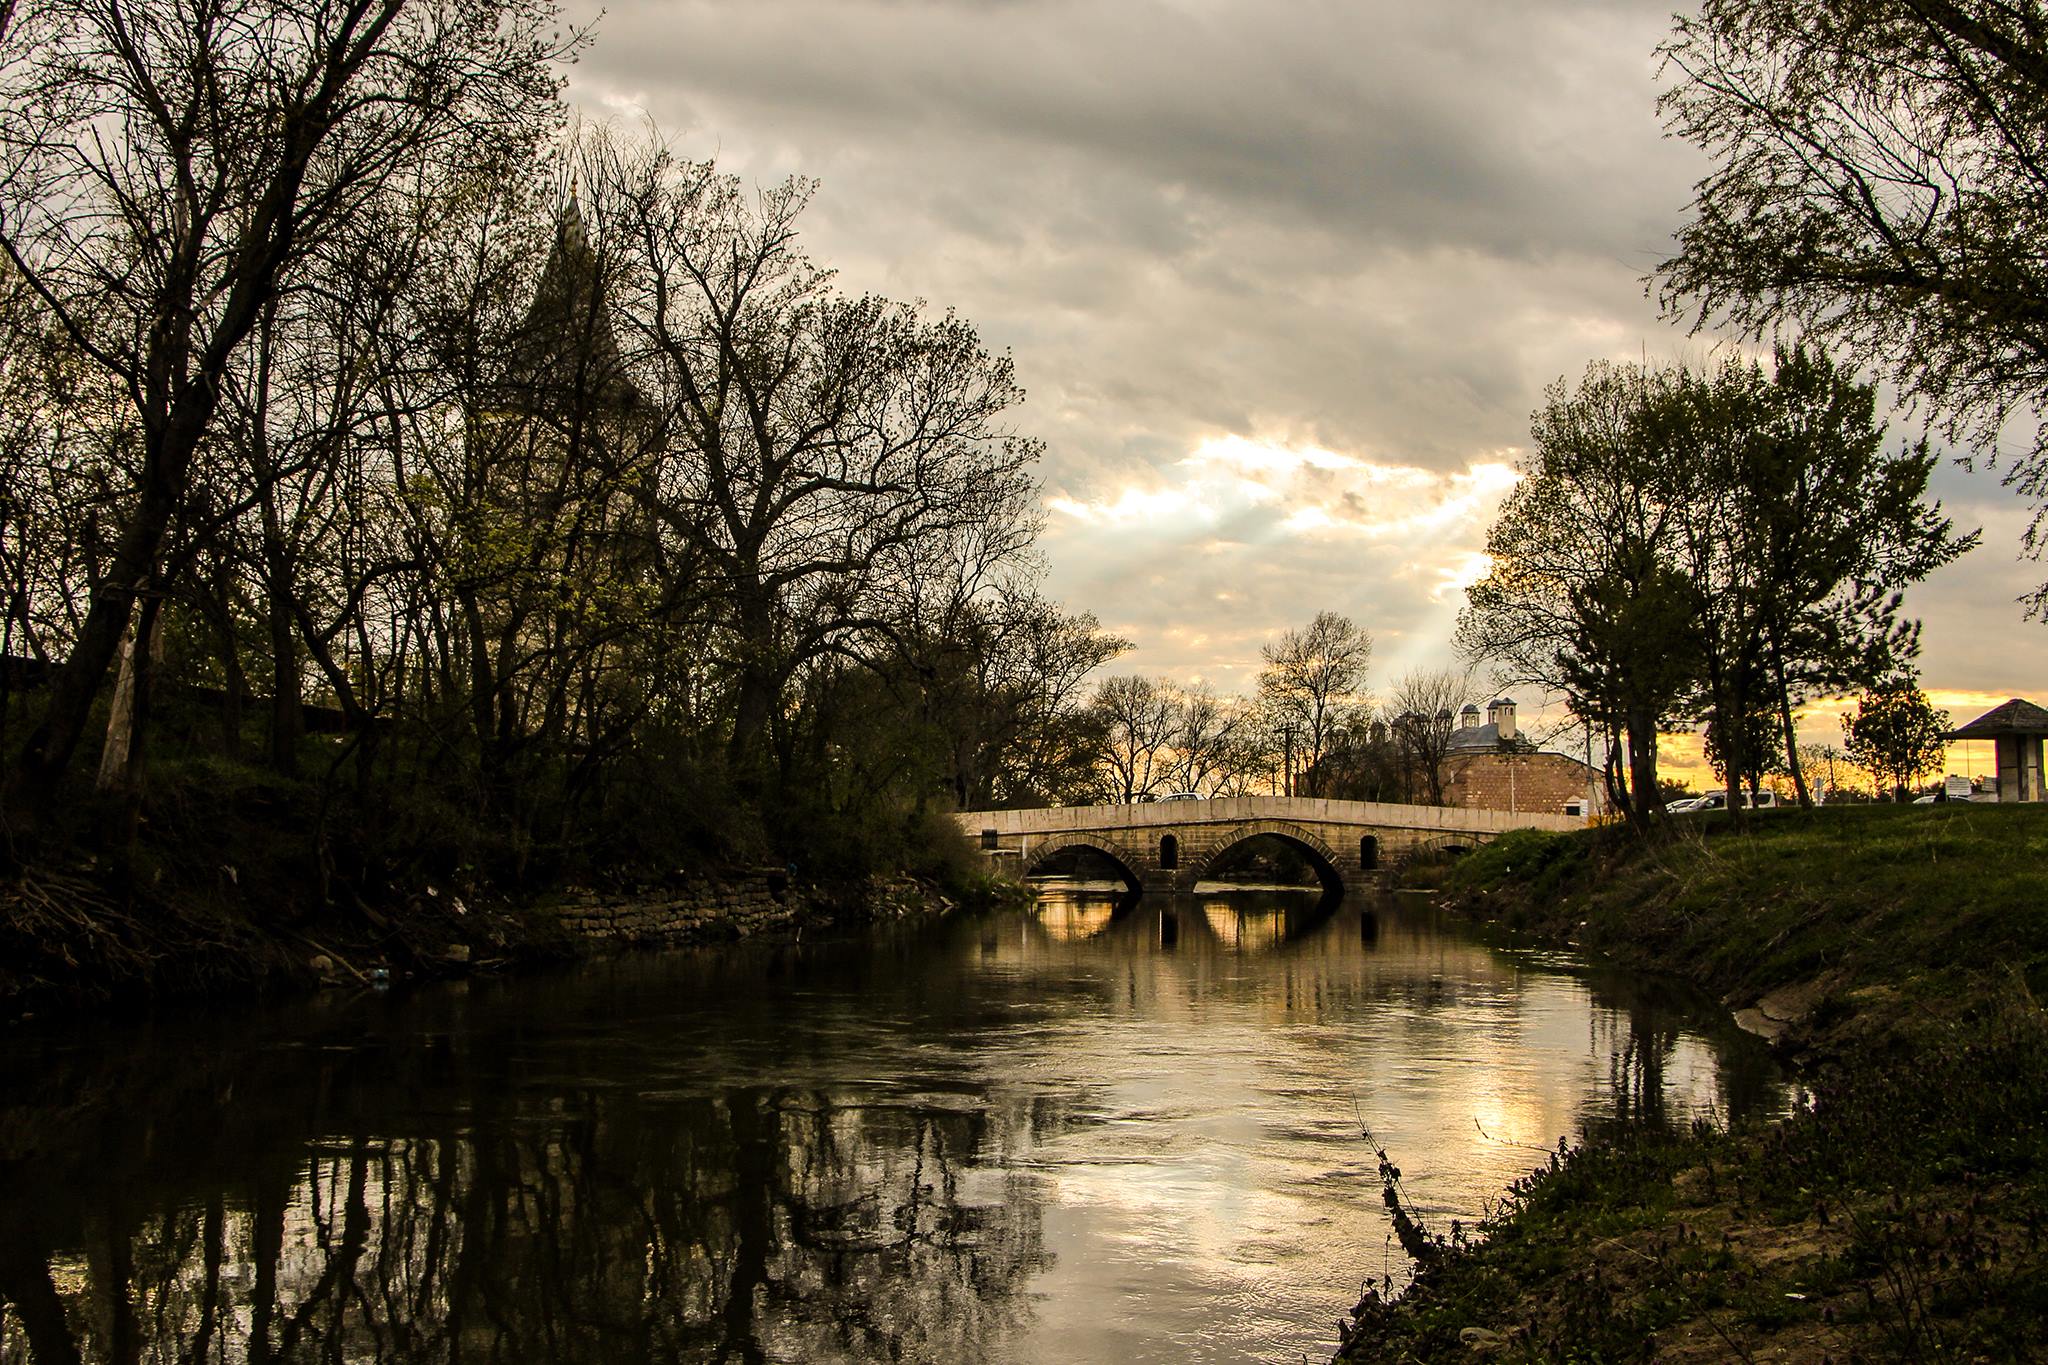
{"left": 955, "top": 796, "right": 1582, "bottom": 897}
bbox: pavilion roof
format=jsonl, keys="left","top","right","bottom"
{"left": 1946, "top": 698, "right": 2048, "bottom": 739}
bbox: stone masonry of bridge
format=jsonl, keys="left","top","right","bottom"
{"left": 954, "top": 795, "right": 1583, "bottom": 895}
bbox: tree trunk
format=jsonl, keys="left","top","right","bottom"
{"left": 90, "top": 596, "right": 162, "bottom": 792}
{"left": 265, "top": 555, "right": 303, "bottom": 774}
{"left": 94, "top": 618, "right": 141, "bottom": 795}
{"left": 13, "top": 555, "right": 153, "bottom": 804}
{"left": 97, "top": 597, "right": 165, "bottom": 847}
{"left": 725, "top": 588, "right": 780, "bottom": 799}
{"left": 1603, "top": 725, "right": 1633, "bottom": 821}
{"left": 1771, "top": 648, "right": 1812, "bottom": 807}
{"left": 218, "top": 620, "right": 247, "bottom": 758}
{"left": 1624, "top": 706, "right": 1663, "bottom": 828}
{"left": 11, "top": 390, "right": 211, "bottom": 804}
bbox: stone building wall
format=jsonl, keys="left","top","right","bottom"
{"left": 1446, "top": 752, "right": 1601, "bottom": 816}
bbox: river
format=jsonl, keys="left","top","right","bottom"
{"left": 0, "top": 886, "right": 1782, "bottom": 1364}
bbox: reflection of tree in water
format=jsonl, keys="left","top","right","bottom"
{"left": 1578, "top": 979, "right": 1778, "bottom": 1140}
{"left": 0, "top": 1082, "right": 1049, "bottom": 1364}
{"left": 1604, "top": 1008, "right": 1679, "bottom": 1131}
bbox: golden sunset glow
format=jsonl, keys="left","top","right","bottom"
{"left": 1655, "top": 689, "right": 2026, "bottom": 791}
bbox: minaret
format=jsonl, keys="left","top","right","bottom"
{"left": 503, "top": 188, "right": 637, "bottom": 418}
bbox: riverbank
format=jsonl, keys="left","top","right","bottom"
{"left": 0, "top": 852, "right": 984, "bottom": 1021}
{"left": 1337, "top": 804, "right": 2048, "bottom": 1362}
{"left": 0, "top": 775, "right": 1000, "bottom": 1020}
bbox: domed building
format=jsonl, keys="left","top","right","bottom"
{"left": 1443, "top": 698, "right": 1606, "bottom": 818}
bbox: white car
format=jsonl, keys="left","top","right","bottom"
{"left": 1671, "top": 790, "right": 1778, "bottom": 813}
{"left": 1158, "top": 791, "right": 1204, "bottom": 802}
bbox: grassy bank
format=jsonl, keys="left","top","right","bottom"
{"left": 1338, "top": 805, "right": 2048, "bottom": 1363}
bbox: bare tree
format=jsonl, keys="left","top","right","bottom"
{"left": 1090, "top": 675, "right": 1178, "bottom": 803}
{"left": 911, "top": 589, "right": 1125, "bottom": 809}
{"left": 587, "top": 138, "right": 1040, "bottom": 794}
{"left": 1163, "top": 683, "right": 1242, "bottom": 795}
{"left": 0, "top": 0, "right": 576, "bottom": 802}
{"left": 1256, "top": 611, "right": 1371, "bottom": 797}
{"left": 0, "top": 275, "right": 129, "bottom": 697}
{"left": 1388, "top": 667, "right": 1479, "bottom": 806}
{"left": 1209, "top": 712, "right": 1281, "bottom": 797}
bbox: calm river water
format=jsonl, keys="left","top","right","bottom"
{"left": 0, "top": 887, "right": 1782, "bottom": 1364}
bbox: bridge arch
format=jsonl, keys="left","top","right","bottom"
{"left": 1408, "top": 831, "right": 1493, "bottom": 861}
{"left": 1191, "top": 820, "right": 1347, "bottom": 897}
{"left": 1023, "top": 837, "right": 1146, "bottom": 892}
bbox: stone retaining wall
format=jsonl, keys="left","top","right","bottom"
{"left": 545, "top": 872, "right": 806, "bottom": 947}
{"left": 542, "top": 872, "right": 956, "bottom": 949}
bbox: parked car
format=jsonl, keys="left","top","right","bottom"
{"left": 1159, "top": 791, "right": 1203, "bottom": 803}
{"left": 1670, "top": 790, "right": 1779, "bottom": 814}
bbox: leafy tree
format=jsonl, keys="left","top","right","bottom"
{"left": 1660, "top": 349, "right": 1972, "bottom": 809}
{"left": 1703, "top": 697, "right": 1785, "bottom": 800}
{"left": 0, "top": 20, "right": 1093, "bottom": 891}
{"left": 1843, "top": 678, "right": 1950, "bottom": 802}
{"left": 1797, "top": 741, "right": 1865, "bottom": 802}
{"left": 1727, "top": 346, "right": 1975, "bottom": 802}
{"left": 1655, "top": 777, "right": 1696, "bottom": 808}
{"left": 1257, "top": 611, "right": 1371, "bottom": 797}
{"left": 1657, "top": 0, "right": 2048, "bottom": 607}
{"left": 1464, "top": 350, "right": 1971, "bottom": 826}
{"left": 1458, "top": 362, "right": 1699, "bottom": 827}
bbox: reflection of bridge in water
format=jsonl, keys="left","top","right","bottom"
{"left": 957, "top": 795, "right": 1583, "bottom": 897}
{"left": 1032, "top": 884, "right": 1345, "bottom": 952}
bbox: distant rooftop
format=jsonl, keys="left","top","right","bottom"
{"left": 1448, "top": 722, "right": 1506, "bottom": 752}
{"left": 1947, "top": 698, "right": 2048, "bottom": 739}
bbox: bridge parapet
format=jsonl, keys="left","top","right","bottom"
{"left": 955, "top": 795, "right": 1582, "bottom": 896}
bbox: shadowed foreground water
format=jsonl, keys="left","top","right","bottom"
{"left": 0, "top": 889, "right": 1782, "bottom": 1363}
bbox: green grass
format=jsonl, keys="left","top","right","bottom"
{"left": 1341, "top": 805, "right": 2048, "bottom": 1363}
{"left": 1445, "top": 805, "right": 2048, "bottom": 1028}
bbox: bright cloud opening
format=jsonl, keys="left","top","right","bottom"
{"left": 1048, "top": 436, "right": 1522, "bottom": 547}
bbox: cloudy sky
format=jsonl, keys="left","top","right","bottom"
{"left": 562, "top": 0, "right": 2048, "bottom": 765}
